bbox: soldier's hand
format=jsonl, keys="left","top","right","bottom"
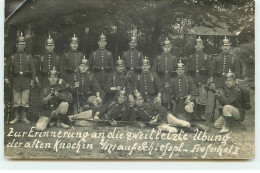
{"left": 58, "top": 79, "right": 64, "bottom": 85}
{"left": 75, "top": 82, "right": 80, "bottom": 88}
{"left": 30, "top": 80, "right": 34, "bottom": 87}
{"left": 209, "top": 82, "right": 216, "bottom": 90}
{"left": 110, "top": 120, "right": 118, "bottom": 127}
{"left": 4, "top": 79, "right": 11, "bottom": 88}
{"left": 45, "top": 94, "right": 53, "bottom": 102}
{"left": 153, "top": 97, "right": 161, "bottom": 105}
{"left": 149, "top": 118, "right": 158, "bottom": 125}
{"left": 128, "top": 94, "right": 135, "bottom": 102}
{"left": 93, "top": 115, "right": 100, "bottom": 122}
{"left": 54, "top": 91, "right": 60, "bottom": 97}
{"left": 96, "top": 96, "right": 102, "bottom": 104}
{"left": 117, "top": 86, "right": 122, "bottom": 91}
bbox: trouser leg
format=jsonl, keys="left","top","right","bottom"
{"left": 21, "top": 106, "right": 31, "bottom": 124}
{"left": 9, "top": 107, "right": 21, "bottom": 124}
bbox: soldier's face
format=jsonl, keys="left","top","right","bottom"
{"left": 45, "top": 45, "right": 55, "bottom": 52}
{"left": 117, "top": 96, "right": 126, "bottom": 104}
{"left": 79, "top": 64, "right": 88, "bottom": 73}
{"left": 141, "top": 65, "right": 150, "bottom": 73}
{"left": 163, "top": 46, "right": 171, "bottom": 54}
{"left": 98, "top": 40, "right": 107, "bottom": 49}
{"left": 136, "top": 98, "right": 144, "bottom": 107}
{"left": 70, "top": 42, "right": 78, "bottom": 51}
{"left": 225, "top": 78, "right": 236, "bottom": 88}
{"left": 116, "top": 66, "right": 125, "bottom": 73}
{"left": 48, "top": 76, "right": 58, "bottom": 86}
{"left": 177, "top": 69, "right": 185, "bottom": 76}
{"left": 195, "top": 44, "right": 203, "bottom": 51}
{"left": 17, "top": 44, "right": 26, "bottom": 52}
{"left": 222, "top": 45, "right": 230, "bottom": 53}
{"left": 129, "top": 42, "right": 137, "bottom": 49}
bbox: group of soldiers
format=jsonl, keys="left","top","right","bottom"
{"left": 4, "top": 31, "right": 245, "bottom": 134}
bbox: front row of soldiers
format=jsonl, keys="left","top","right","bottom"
{"left": 4, "top": 31, "right": 245, "bottom": 134}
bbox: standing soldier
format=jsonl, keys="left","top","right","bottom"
{"left": 63, "top": 33, "right": 84, "bottom": 86}
{"left": 133, "top": 57, "right": 163, "bottom": 104}
{"left": 88, "top": 33, "right": 114, "bottom": 89}
{"left": 104, "top": 56, "right": 134, "bottom": 103}
{"left": 70, "top": 56, "right": 104, "bottom": 114}
{"left": 209, "top": 36, "right": 241, "bottom": 119}
{"left": 171, "top": 60, "right": 198, "bottom": 121}
{"left": 186, "top": 36, "right": 211, "bottom": 121}
{"left": 4, "top": 32, "right": 39, "bottom": 124}
{"left": 122, "top": 34, "right": 143, "bottom": 77}
{"left": 151, "top": 37, "right": 178, "bottom": 110}
{"left": 36, "top": 34, "right": 63, "bottom": 88}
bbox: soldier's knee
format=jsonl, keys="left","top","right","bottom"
{"left": 58, "top": 102, "right": 69, "bottom": 114}
{"left": 36, "top": 116, "right": 50, "bottom": 131}
{"left": 223, "top": 105, "right": 233, "bottom": 117}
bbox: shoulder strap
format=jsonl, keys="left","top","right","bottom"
{"left": 113, "top": 73, "right": 116, "bottom": 87}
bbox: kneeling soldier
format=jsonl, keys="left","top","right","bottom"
{"left": 36, "top": 67, "right": 72, "bottom": 131}
{"left": 70, "top": 56, "right": 104, "bottom": 114}
{"left": 93, "top": 89, "right": 130, "bottom": 126}
{"left": 213, "top": 70, "right": 246, "bottom": 133}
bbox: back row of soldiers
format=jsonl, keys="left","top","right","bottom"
{"left": 4, "top": 31, "right": 242, "bottom": 133}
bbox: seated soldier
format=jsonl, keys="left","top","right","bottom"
{"left": 36, "top": 67, "right": 72, "bottom": 131}
{"left": 171, "top": 59, "right": 198, "bottom": 121}
{"left": 70, "top": 56, "right": 104, "bottom": 114}
{"left": 93, "top": 89, "right": 130, "bottom": 126}
{"left": 213, "top": 70, "right": 246, "bottom": 133}
{"left": 130, "top": 92, "right": 208, "bottom": 132}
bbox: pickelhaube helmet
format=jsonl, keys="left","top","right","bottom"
{"left": 50, "top": 66, "right": 58, "bottom": 76}
{"left": 99, "top": 33, "right": 106, "bottom": 41}
{"left": 116, "top": 56, "right": 125, "bottom": 67}
{"left": 225, "top": 69, "right": 236, "bottom": 79}
{"left": 130, "top": 34, "right": 137, "bottom": 43}
{"left": 195, "top": 36, "right": 203, "bottom": 45}
{"left": 135, "top": 91, "right": 143, "bottom": 100}
{"left": 118, "top": 88, "right": 127, "bottom": 98}
{"left": 222, "top": 36, "right": 231, "bottom": 46}
{"left": 71, "top": 33, "right": 79, "bottom": 43}
{"left": 46, "top": 34, "right": 55, "bottom": 46}
{"left": 18, "top": 32, "right": 26, "bottom": 45}
{"left": 177, "top": 58, "right": 185, "bottom": 69}
{"left": 164, "top": 37, "right": 171, "bottom": 47}
{"left": 81, "top": 55, "right": 88, "bottom": 65}
{"left": 142, "top": 56, "right": 150, "bottom": 66}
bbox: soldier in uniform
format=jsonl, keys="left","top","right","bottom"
{"left": 186, "top": 36, "right": 211, "bottom": 121}
{"left": 133, "top": 57, "right": 163, "bottom": 104}
{"left": 122, "top": 34, "right": 144, "bottom": 77}
{"left": 171, "top": 60, "right": 198, "bottom": 121}
{"left": 213, "top": 70, "right": 246, "bottom": 133}
{"left": 4, "top": 32, "right": 38, "bottom": 124}
{"left": 88, "top": 33, "right": 114, "bottom": 89}
{"left": 209, "top": 36, "right": 241, "bottom": 119}
{"left": 63, "top": 34, "right": 84, "bottom": 86}
{"left": 36, "top": 67, "right": 72, "bottom": 131}
{"left": 93, "top": 89, "right": 130, "bottom": 126}
{"left": 151, "top": 37, "right": 178, "bottom": 110}
{"left": 104, "top": 56, "right": 134, "bottom": 103}
{"left": 36, "top": 34, "right": 63, "bottom": 88}
{"left": 70, "top": 56, "right": 104, "bottom": 114}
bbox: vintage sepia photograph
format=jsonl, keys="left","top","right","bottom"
{"left": 4, "top": 0, "right": 255, "bottom": 159}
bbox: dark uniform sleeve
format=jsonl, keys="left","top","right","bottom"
{"left": 186, "top": 56, "right": 191, "bottom": 74}
{"left": 4, "top": 56, "right": 11, "bottom": 80}
{"left": 188, "top": 77, "right": 198, "bottom": 100}
{"left": 233, "top": 57, "right": 241, "bottom": 79}
{"left": 88, "top": 52, "right": 95, "bottom": 72}
{"left": 108, "top": 51, "right": 114, "bottom": 71}
{"left": 216, "top": 88, "right": 242, "bottom": 105}
{"left": 122, "top": 51, "right": 127, "bottom": 62}
{"left": 29, "top": 55, "right": 37, "bottom": 80}
{"left": 210, "top": 57, "right": 218, "bottom": 79}
{"left": 153, "top": 73, "right": 163, "bottom": 94}
{"left": 151, "top": 56, "right": 159, "bottom": 73}
{"left": 57, "top": 55, "right": 64, "bottom": 80}
{"left": 104, "top": 73, "right": 114, "bottom": 93}
{"left": 91, "top": 73, "right": 105, "bottom": 99}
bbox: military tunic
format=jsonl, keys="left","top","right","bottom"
{"left": 187, "top": 51, "right": 211, "bottom": 86}
{"left": 216, "top": 85, "right": 245, "bottom": 121}
{"left": 171, "top": 75, "right": 198, "bottom": 113}
{"left": 133, "top": 72, "right": 163, "bottom": 101}
{"left": 5, "top": 52, "right": 36, "bottom": 91}
{"left": 40, "top": 84, "right": 72, "bottom": 117}
{"left": 210, "top": 52, "right": 241, "bottom": 88}
{"left": 63, "top": 51, "right": 83, "bottom": 85}
{"left": 122, "top": 49, "right": 143, "bottom": 71}
{"left": 130, "top": 102, "right": 167, "bottom": 122}
{"left": 88, "top": 48, "right": 114, "bottom": 88}
{"left": 97, "top": 101, "right": 129, "bottom": 121}
{"left": 70, "top": 72, "right": 104, "bottom": 107}
{"left": 36, "top": 52, "right": 63, "bottom": 88}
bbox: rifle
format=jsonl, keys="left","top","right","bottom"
{"left": 113, "top": 69, "right": 133, "bottom": 99}
{"left": 203, "top": 84, "right": 222, "bottom": 123}
{"left": 5, "top": 58, "right": 14, "bottom": 124}
{"left": 76, "top": 86, "right": 80, "bottom": 113}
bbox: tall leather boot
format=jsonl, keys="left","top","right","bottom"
{"left": 199, "top": 105, "right": 206, "bottom": 121}
{"left": 9, "top": 107, "right": 21, "bottom": 124}
{"left": 21, "top": 107, "right": 31, "bottom": 124}
{"left": 218, "top": 108, "right": 223, "bottom": 117}
{"left": 57, "top": 113, "right": 70, "bottom": 129}
{"left": 220, "top": 116, "right": 230, "bottom": 134}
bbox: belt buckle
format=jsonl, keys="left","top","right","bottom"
{"left": 222, "top": 73, "right": 225, "bottom": 76}
{"left": 101, "top": 67, "right": 104, "bottom": 70}
{"left": 196, "top": 70, "right": 199, "bottom": 73}
{"left": 50, "top": 105, "right": 54, "bottom": 108}
{"left": 20, "top": 72, "right": 23, "bottom": 75}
